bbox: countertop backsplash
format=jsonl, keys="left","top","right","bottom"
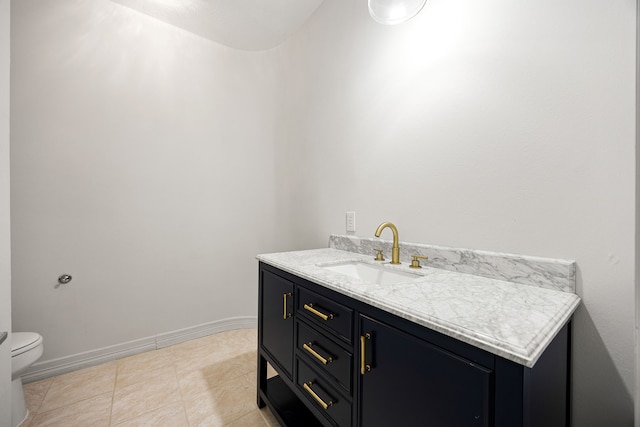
{"left": 329, "top": 234, "right": 576, "bottom": 293}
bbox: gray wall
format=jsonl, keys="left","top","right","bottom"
{"left": 0, "top": 0, "right": 10, "bottom": 424}
{"left": 10, "top": 0, "right": 291, "bottom": 361}
{"left": 280, "top": 1, "right": 636, "bottom": 425}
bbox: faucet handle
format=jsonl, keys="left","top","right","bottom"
{"left": 374, "top": 248, "right": 385, "bottom": 262}
{"left": 410, "top": 255, "right": 428, "bottom": 269}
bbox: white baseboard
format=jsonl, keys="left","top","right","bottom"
{"left": 22, "top": 316, "right": 257, "bottom": 383}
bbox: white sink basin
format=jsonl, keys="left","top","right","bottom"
{"left": 320, "top": 261, "right": 421, "bottom": 285}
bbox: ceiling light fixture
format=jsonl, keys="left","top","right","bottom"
{"left": 368, "top": 0, "right": 427, "bottom": 25}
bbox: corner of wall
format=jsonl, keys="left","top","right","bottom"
{"left": 635, "top": 1, "right": 639, "bottom": 425}
{"left": 0, "top": 0, "right": 11, "bottom": 424}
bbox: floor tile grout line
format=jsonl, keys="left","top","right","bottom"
{"left": 174, "top": 360, "right": 194, "bottom": 427}
{"left": 108, "top": 366, "right": 117, "bottom": 427}
{"left": 31, "top": 376, "right": 54, "bottom": 421}
{"left": 168, "top": 362, "right": 191, "bottom": 427}
{"left": 30, "top": 377, "right": 53, "bottom": 422}
{"left": 24, "top": 329, "right": 259, "bottom": 427}
{"left": 224, "top": 406, "right": 274, "bottom": 427}
{"left": 109, "top": 366, "right": 183, "bottom": 426}
{"left": 28, "top": 391, "right": 116, "bottom": 427}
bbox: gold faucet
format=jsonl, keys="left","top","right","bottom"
{"left": 374, "top": 222, "right": 401, "bottom": 264}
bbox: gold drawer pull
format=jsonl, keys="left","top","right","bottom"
{"left": 360, "top": 333, "right": 372, "bottom": 375}
{"left": 283, "top": 293, "right": 292, "bottom": 319}
{"left": 303, "top": 303, "right": 334, "bottom": 321}
{"left": 303, "top": 342, "right": 333, "bottom": 365}
{"left": 303, "top": 381, "right": 333, "bottom": 410}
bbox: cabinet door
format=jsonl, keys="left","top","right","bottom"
{"left": 260, "top": 269, "right": 295, "bottom": 378}
{"left": 359, "top": 316, "right": 493, "bottom": 427}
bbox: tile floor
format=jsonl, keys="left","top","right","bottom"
{"left": 20, "top": 328, "right": 279, "bottom": 427}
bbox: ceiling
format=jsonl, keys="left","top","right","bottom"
{"left": 111, "top": 0, "right": 326, "bottom": 51}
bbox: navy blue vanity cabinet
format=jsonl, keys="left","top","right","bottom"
{"left": 257, "top": 262, "right": 571, "bottom": 427}
{"left": 258, "top": 265, "right": 327, "bottom": 427}
{"left": 294, "top": 289, "right": 355, "bottom": 427}
{"left": 358, "top": 315, "right": 493, "bottom": 427}
{"left": 259, "top": 268, "right": 295, "bottom": 379}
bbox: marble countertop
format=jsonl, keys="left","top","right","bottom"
{"left": 257, "top": 247, "right": 580, "bottom": 367}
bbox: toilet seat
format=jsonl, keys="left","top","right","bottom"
{"left": 11, "top": 332, "right": 43, "bottom": 357}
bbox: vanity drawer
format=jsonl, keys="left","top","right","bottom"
{"left": 297, "top": 321, "right": 352, "bottom": 394}
{"left": 297, "top": 359, "right": 352, "bottom": 427}
{"left": 297, "top": 287, "right": 353, "bottom": 343}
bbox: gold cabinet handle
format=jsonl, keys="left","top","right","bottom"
{"left": 283, "top": 293, "right": 292, "bottom": 319}
{"left": 303, "top": 342, "right": 333, "bottom": 365}
{"left": 360, "top": 333, "right": 372, "bottom": 375}
{"left": 303, "top": 381, "right": 333, "bottom": 410}
{"left": 303, "top": 303, "right": 334, "bottom": 321}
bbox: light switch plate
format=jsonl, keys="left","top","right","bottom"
{"left": 346, "top": 211, "right": 356, "bottom": 232}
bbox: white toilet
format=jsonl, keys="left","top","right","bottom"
{"left": 11, "top": 332, "right": 43, "bottom": 427}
